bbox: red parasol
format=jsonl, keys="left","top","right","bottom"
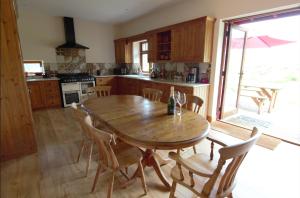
{"left": 231, "top": 35, "right": 295, "bottom": 48}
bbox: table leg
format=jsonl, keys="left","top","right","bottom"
{"left": 133, "top": 149, "right": 171, "bottom": 190}
{"left": 268, "top": 90, "right": 278, "bottom": 113}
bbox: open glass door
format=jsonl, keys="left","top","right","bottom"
{"left": 220, "top": 25, "right": 247, "bottom": 119}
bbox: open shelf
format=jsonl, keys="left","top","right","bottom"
{"left": 157, "top": 30, "right": 171, "bottom": 61}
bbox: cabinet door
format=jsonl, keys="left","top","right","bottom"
{"left": 114, "top": 39, "right": 132, "bottom": 64}
{"left": 96, "top": 77, "right": 117, "bottom": 95}
{"left": 27, "top": 82, "right": 45, "bottom": 110}
{"left": 148, "top": 33, "right": 157, "bottom": 62}
{"left": 128, "top": 79, "right": 140, "bottom": 95}
{"left": 179, "top": 20, "right": 205, "bottom": 62}
{"left": 171, "top": 26, "right": 184, "bottom": 62}
{"left": 117, "top": 77, "right": 127, "bottom": 95}
{"left": 171, "top": 17, "right": 215, "bottom": 63}
{"left": 43, "top": 81, "right": 61, "bottom": 108}
{"left": 114, "top": 39, "right": 126, "bottom": 64}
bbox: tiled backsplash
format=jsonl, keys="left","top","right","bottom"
{"left": 44, "top": 62, "right": 141, "bottom": 75}
{"left": 44, "top": 48, "right": 210, "bottom": 82}
{"left": 153, "top": 62, "right": 211, "bottom": 81}
{"left": 44, "top": 48, "right": 141, "bottom": 75}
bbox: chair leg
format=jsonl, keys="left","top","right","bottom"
{"left": 210, "top": 141, "right": 214, "bottom": 160}
{"left": 192, "top": 145, "right": 197, "bottom": 154}
{"left": 76, "top": 139, "right": 85, "bottom": 163}
{"left": 91, "top": 162, "right": 103, "bottom": 192}
{"left": 107, "top": 172, "right": 115, "bottom": 198}
{"left": 138, "top": 160, "right": 147, "bottom": 194}
{"left": 169, "top": 181, "right": 177, "bottom": 198}
{"left": 86, "top": 143, "right": 93, "bottom": 177}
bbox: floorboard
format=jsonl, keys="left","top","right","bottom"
{"left": 1, "top": 108, "right": 300, "bottom": 198}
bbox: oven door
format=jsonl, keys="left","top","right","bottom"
{"left": 80, "top": 81, "right": 95, "bottom": 96}
{"left": 63, "top": 90, "right": 81, "bottom": 107}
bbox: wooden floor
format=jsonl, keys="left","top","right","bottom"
{"left": 1, "top": 108, "right": 300, "bottom": 198}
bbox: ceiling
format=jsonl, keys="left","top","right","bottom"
{"left": 17, "top": 0, "right": 185, "bottom": 24}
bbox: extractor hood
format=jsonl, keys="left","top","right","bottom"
{"left": 56, "top": 17, "right": 89, "bottom": 49}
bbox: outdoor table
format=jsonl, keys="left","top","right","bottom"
{"left": 241, "top": 83, "right": 281, "bottom": 113}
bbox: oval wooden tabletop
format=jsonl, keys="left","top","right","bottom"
{"left": 83, "top": 95, "right": 210, "bottom": 150}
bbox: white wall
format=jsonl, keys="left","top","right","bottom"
{"left": 115, "top": 0, "right": 300, "bottom": 120}
{"left": 17, "top": 10, "right": 116, "bottom": 63}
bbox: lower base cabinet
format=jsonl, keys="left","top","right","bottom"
{"left": 30, "top": 77, "right": 209, "bottom": 118}
{"left": 27, "top": 80, "right": 61, "bottom": 110}
{"left": 111, "top": 77, "right": 210, "bottom": 118}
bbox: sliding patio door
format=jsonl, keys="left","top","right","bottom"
{"left": 220, "top": 25, "right": 247, "bottom": 119}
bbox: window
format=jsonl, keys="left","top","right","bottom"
{"left": 140, "top": 41, "right": 150, "bottom": 72}
{"left": 23, "top": 60, "right": 44, "bottom": 76}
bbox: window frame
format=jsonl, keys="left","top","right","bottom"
{"left": 139, "top": 41, "right": 150, "bottom": 73}
{"left": 23, "top": 60, "right": 44, "bottom": 75}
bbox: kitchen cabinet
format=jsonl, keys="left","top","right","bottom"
{"left": 132, "top": 78, "right": 209, "bottom": 118}
{"left": 96, "top": 76, "right": 118, "bottom": 94}
{"left": 27, "top": 81, "right": 45, "bottom": 109}
{"left": 171, "top": 17, "right": 215, "bottom": 63}
{"left": 147, "top": 33, "right": 157, "bottom": 63}
{"left": 105, "top": 76, "right": 209, "bottom": 118}
{"left": 117, "top": 16, "right": 215, "bottom": 64}
{"left": 27, "top": 80, "right": 61, "bottom": 110}
{"left": 114, "top": 39, "right": 132, "bottom": 64}
{"left": 118, "top": 77, "right": 140, "bottom": 95}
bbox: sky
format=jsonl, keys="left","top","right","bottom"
{"left": 240, "top": 15, "right": 300, "bottom": 41}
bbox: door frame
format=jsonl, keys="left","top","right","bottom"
{"left": 217, "top": 23, "right": 247, "bottom": 119}
{"left": 216, "top": 7, "right": 300, "bottom": 120}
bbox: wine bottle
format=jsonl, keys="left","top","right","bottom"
{"left": 167, "top": 86, "right": 176, "bottom": 115}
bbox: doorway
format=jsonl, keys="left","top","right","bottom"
{"left": 217, "top": 9, "right": 300, "bottom": 144}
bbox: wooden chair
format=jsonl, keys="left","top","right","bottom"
{"left": 86, "top": 87, "right": 98, "bottom": 99}
{"left": 83, "top": 115, "right": 147, "bottom": 197}
{"left": 95, "top": 85, "right": 111, "bottom": 97}
{"left": 169, "top": 127, "right": 261, "bottom": 198}
{"left": 143, "top": 88, "right": 163, "bottom": 102}
{"left": 185, "top": 95, "right": 204, "bottom": 154}
{"left": 87, "top": 85, "right": 111, "bottom": 98}
{"left": 70, "top": 103, "right": 94, "bottom": 177}
{"left": 186, "top": 95, "right": 204, "bottom": 114}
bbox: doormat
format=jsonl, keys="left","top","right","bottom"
{"left": 211, "top": 121, "right": 281, "bottom": 150}
{"left": 225, "top": 115, "right": 272, "bottom": 129}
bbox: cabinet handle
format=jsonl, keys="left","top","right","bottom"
{"left": 28, "top": 88, "right": 31, "bottom": 94}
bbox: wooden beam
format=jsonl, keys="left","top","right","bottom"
{"left": 1, "top": 0, "right": 37, "bottom": 161}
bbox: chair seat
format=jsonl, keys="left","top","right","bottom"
{"left": 171, "top": 153, "right": 229, "bottom": 198}
{"left": 112, "top": 142, "right": 143, "bottom": 168}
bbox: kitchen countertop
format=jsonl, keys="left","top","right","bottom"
{"left": 26, "top": 77, "right": 59, "bottom": 82}
{"left": 94, "top": 74, "right": 210, "bottom": 87}
{"left": 26, "top": 75, "right": 209, "bottom": 87}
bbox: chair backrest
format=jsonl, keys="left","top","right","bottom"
{"left": 84, "top": 115, "right": 119, "bottom": 170}
{"left": 202, "top": 127, "right": 261, "bottom": 197}
{"left": 143, "top": 88, "right": 163, "bottom": 101}
{"left": 70, "top": 103, "right": 93, "bottom": 139}
{"left": 86, "top": 87, "right": 98, "bottom": 99}
{"left": 186, "top": 95, "right": 203, "bottom": 114}
{"left": 95, "top": 85, "right": 111, "bottom": 97}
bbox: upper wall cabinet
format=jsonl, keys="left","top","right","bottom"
{"left": 147, "top": 33, "right": 157, "bottom": 63}
{"left": 114, "top": 39, "right": 132, "bottom": 64}
{"left": 116, "top": 16, "right": 215, "bottom": 64}
{"left": 148, "top": 16, "right": 215, "bottom": 63}
{"left": 180, "top": 16, "right": 215, "bottom": 63}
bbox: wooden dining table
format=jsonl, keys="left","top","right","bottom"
{"left": 83, "top": 95, "right": 210, "bottom": 189}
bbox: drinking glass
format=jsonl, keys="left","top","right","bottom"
{"left": 175, "top": 91, "right": 186, "bottom": 116}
